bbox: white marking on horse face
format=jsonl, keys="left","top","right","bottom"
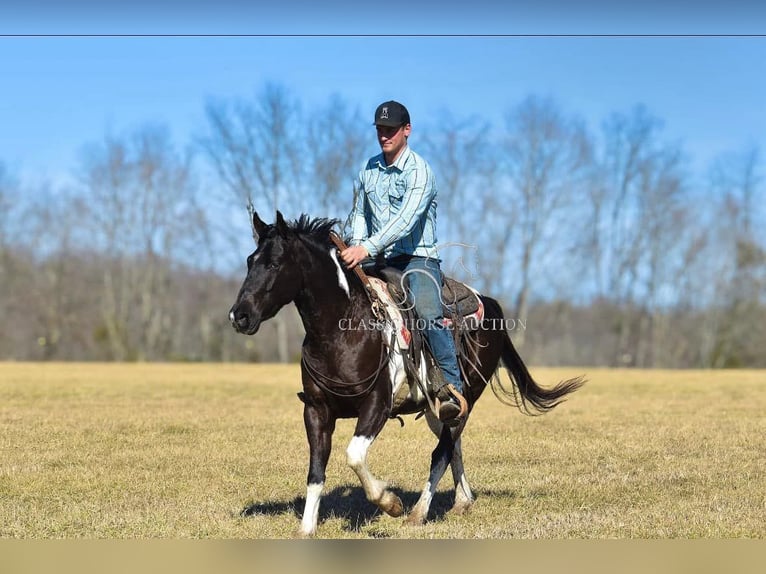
{"left": 299, "top": 482, "right": 324, "bottom": 536}
{"left": 329, "top": 248, "right": 350, "bottom": 299}
{"left": 346, "top": 435, "right": 374, "bottom": 468}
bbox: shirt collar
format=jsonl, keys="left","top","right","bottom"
{"left": 375, "top": 145, "right": 411, "bottom": 172}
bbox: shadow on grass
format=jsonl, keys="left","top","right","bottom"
{"left": 241, "top": 485, "right": 516, "bottom": 534}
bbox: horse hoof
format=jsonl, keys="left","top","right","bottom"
{"left": 450, "top": 500, "right": 474, "bottom": 515}
{"left": 295, "top": 527, "right": 316, "bottom": 538}
{"left": 404, "top": 511, "right": 426, "bottom": 526}
{"left": 381, "top": 492, "right": 404, "bottom": 517}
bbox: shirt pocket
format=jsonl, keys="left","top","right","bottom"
{"left": 388, "top": 179, "right": 405, "bottom": 206}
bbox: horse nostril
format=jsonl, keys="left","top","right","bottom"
{"left": 229, "top": 310, "right": 243, "bottom": 325}
{"left": 229, "top": 308, "right": 251, "bottom": 331}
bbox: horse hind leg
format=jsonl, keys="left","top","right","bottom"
{"left": 346, "top": 434, "right": 404, "bottom": 518}
{"left": 406, "top": 413, "right": 456, "bottom": 525}
{"left": 449, "top": 437, "right": 475, "bottom": 514}
{"left": 407, "top": 413, "right": 474, "bottom": 525}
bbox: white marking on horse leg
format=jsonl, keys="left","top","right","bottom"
{"left": 346, "top": 435, "right": 373, "bottom": 465}
{"left": 450, "top": 443, "right": 475, "bottom": 514}
{"left": 346, "top": 436, "right": 383, "bottom": 500}
{"left": 298, "top": 482, "right": 323, "bottom": 536}
{"left": 329, "top": 248, "right": 350, "bottom": 298}
{"left": 452, "top": 471, "right": 474, "bottom": 513}
{"left": 347, "top": 435, "right": 403, "bottom": 517}
{"left": 417, "top": 411, "right": 471, "bottom": 520}
{"left": 453, "top": 469, "right": 473, "bottom": 503}
{"left": 406, "top": 480, "right": 436, "bottom": 525}
{"left": 407, "top": 411, "right": 442, "bottom": 526}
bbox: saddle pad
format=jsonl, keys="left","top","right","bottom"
{"left": 368, "top": 277, "right": 412, "bottom": 349}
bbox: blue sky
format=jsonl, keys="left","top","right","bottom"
{"left": 3, "top": 1, "right": 766, "bottom": 35}
{"left": 1, "top": 3, "right": 765, "bottom": 190}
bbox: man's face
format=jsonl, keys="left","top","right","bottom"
{"left": 376, "top": 123, "right": 411, "bottom": 160}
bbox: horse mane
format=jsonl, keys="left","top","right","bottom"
{"left": 288, "top": 214, "right": 341, "bottom": 249}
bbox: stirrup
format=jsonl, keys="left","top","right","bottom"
{"left": 434, "top": 383, "right": 468, "bottom": 425}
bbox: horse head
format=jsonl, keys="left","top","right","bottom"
{"left": 229, "top": 211, "right": 346, "bottom": 336}
{"left": 229, "top": 211, "right": 304, "bottom": 335}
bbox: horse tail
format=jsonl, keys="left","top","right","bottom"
{"left": 484, "top": 297, "right": 585, "bottom": 415}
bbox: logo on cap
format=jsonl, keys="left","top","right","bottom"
{"left": 380, "top": 107, "right": 389, "bottom": 120}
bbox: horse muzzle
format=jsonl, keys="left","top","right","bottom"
{"left": 229, "top": 307, "right": 261, "bottom": 335}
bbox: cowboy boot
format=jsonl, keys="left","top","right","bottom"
{"left": 429, "top": 363, "right": 467, "bottom": 426}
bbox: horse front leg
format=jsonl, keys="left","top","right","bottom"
{"left": 346, "top": 410, "right": 404, "bottom": 518}
{"left": 298, "top": 401, "right": 336, "bottom": 537}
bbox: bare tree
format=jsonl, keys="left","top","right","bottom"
{"left": 632, "top": 147, "right": 688, "bottom": 366}
{"left": 305, "top": 94, "right": 367, "bottom": 221}
{"left": 21, "top": 186, "right": 97, "bottom": 359}
{"left": 589, "top": 106, "right": 680, "bottom": 365}
{"left": 0, "top": 163, "right": 12, "bottom": 247}
{"left": 78, "top": 125, "right": 201, "bottom": 361}
{"left": 499, "top": 96, "right": 593, "bottom": 347}
{"left": 0, "top": 163, "right": 18, "bottom": 354}
{"left": 201, "top": 83, "right": 304, "bottom": 362}
{"left": 420, "top": 113, "right": 497, "bottom": 286}
{"left": 700, "top": 145, "right": 765, "bottom": 367}
{"left": 201, "top": 83, "right": 302, "bottom": 218}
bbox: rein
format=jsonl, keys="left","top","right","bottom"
{"left": 300, "top": 329, "right": 394, "bottom": 399}
{"left": 328, "top": 231, "right": 373, "bottom": 294}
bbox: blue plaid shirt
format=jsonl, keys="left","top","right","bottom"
{"left": 348, "top": 146, "right": 439, "bottom": 259}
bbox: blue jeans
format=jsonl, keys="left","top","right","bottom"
{"left": 387, "top": 256, "right": 462, "bottom": 393}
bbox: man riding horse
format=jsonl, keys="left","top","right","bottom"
{"left": 340, "top": 100, "right": 465, "bottom": 425}
{"left": 229, "top": 101, "right": 584, "bottom": 537}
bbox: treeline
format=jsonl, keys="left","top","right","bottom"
{"left": 1, "top": 85, "right": 764, "bottom": 367}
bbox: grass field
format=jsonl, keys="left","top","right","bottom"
{"left": 0, "top": 362, "right": 764, "bottom": 538}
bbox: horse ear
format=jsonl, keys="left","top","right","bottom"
{"left": 252, "top": 211, "right": 267, "bottom": 242}
{"left": 275, "top": 210, "right": 289, "bottom": 238}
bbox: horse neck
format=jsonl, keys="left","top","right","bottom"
{"left": 293, "top": 244, "right": 372, "bottom": 346}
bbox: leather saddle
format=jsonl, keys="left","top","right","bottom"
{"left": 367, "top": 264, "right": 482, "bottom": 322}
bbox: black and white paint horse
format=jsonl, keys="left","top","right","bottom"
{"left": 229, "top": 212, "right": 583, "bottom": 536}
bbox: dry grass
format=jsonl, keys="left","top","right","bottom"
{"left": 1, "top": 362, "right": 764, "bottom": 538}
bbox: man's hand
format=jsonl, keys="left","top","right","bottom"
{"left": 340, "top": 245, "right": 370, "bottom": 269}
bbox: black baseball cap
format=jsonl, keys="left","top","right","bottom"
{"left": 373, "top": 100, "right": 410, "bottom": 127}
